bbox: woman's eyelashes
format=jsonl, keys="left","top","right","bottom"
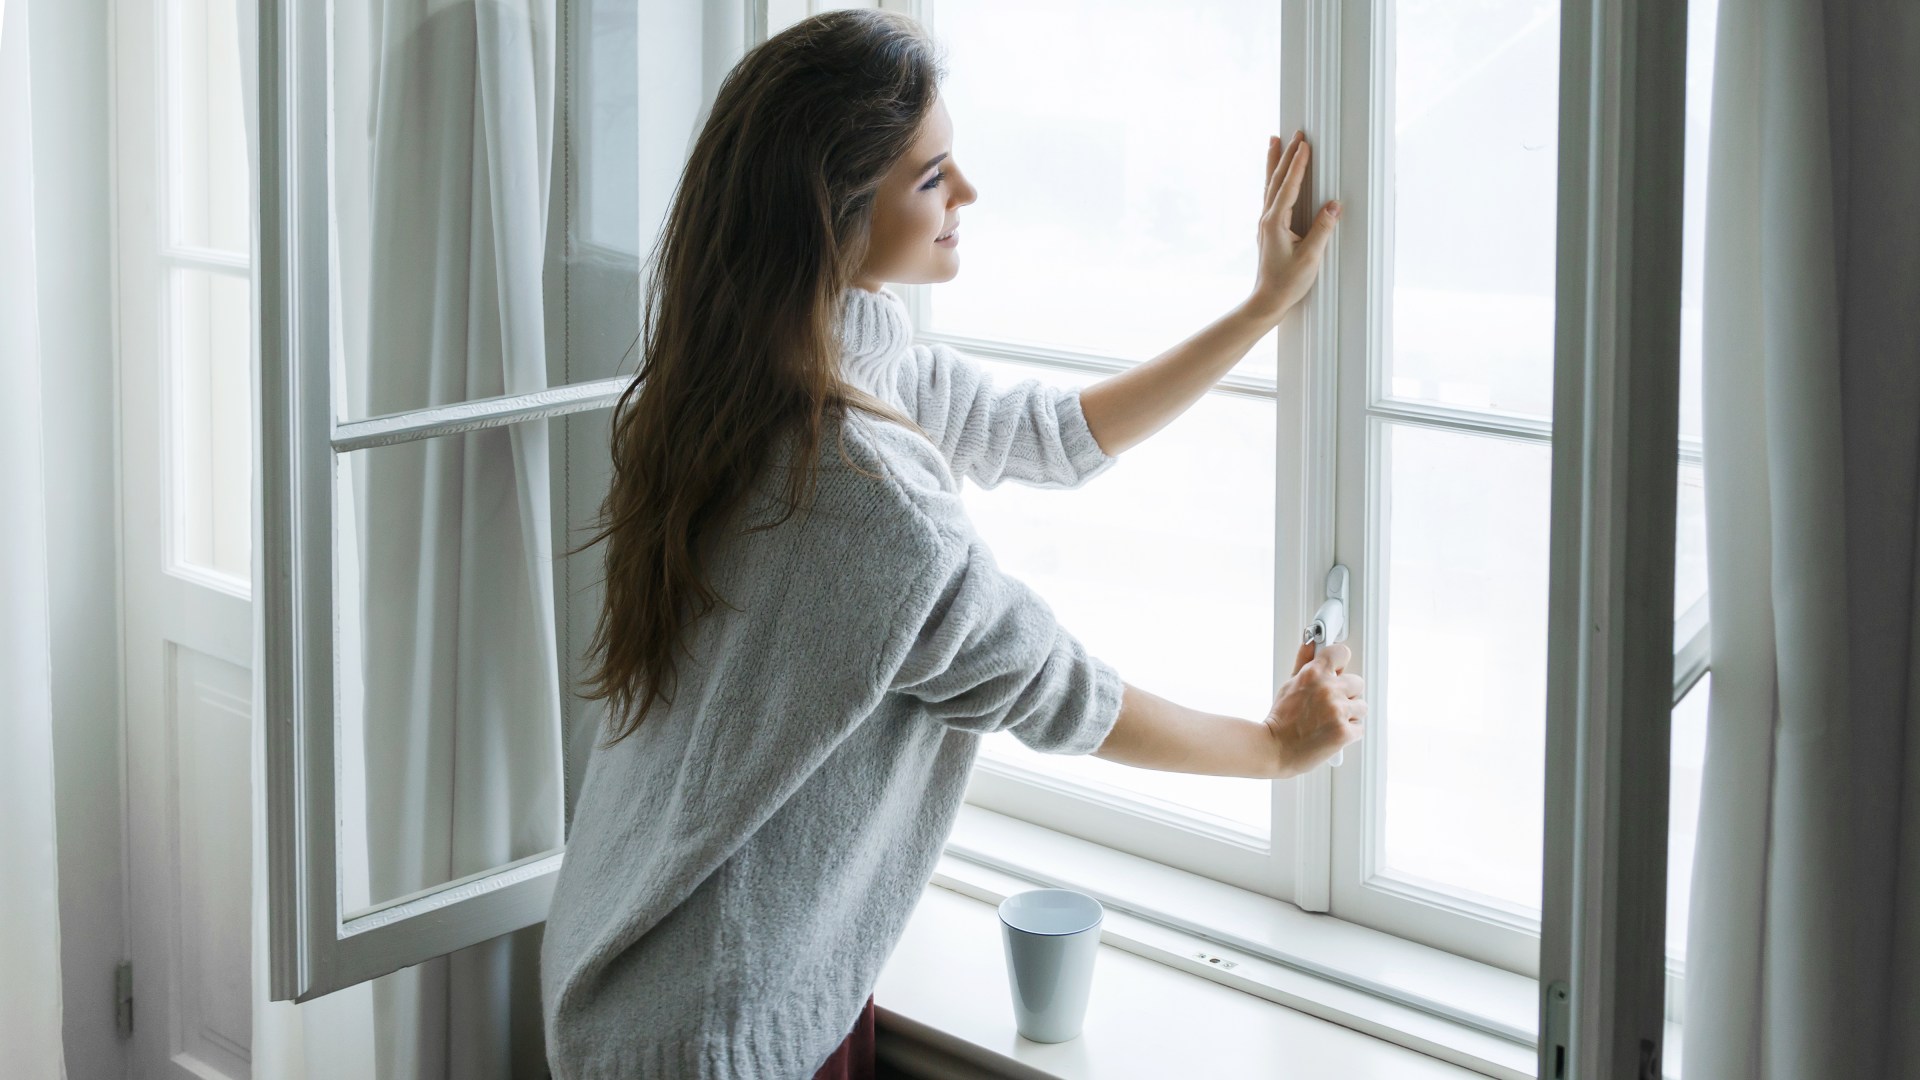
{"left": 920, "top": 168, "right": 947, "bottom": 191}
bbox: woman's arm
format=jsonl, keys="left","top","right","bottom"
{"left": 1090, "top": 642, "right": 1363, "bottom": 780}
{"left": 896, "top": 344, "right": 1120, "bottom": 489}
{"left": 1075, "top": 299, "right": 1284, "bottom": 457}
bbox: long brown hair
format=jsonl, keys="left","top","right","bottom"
{"left": 573, "top": 9, "right": 944, "bottom": 749}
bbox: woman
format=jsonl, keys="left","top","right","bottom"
{"left": 538, "top": 10, "right": 1362, "bottom": 1078}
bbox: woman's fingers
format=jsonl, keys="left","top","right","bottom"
{"left": 1266, "top": 131, "right": 1302, "bottom": 217}
{"left": 1277, "top": 139, "right": 1309, "bottom": 224}
{"left": 1290, "top": 638, "right": 1318, "bottom": 675}
{"left": 1302, "top": 199, "right": 1341, "bottom": 260}
{"left": 1313, "top": 641, "right": 1351, "bottom": 674}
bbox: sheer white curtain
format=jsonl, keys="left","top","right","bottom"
{"left": 1686, "top": 0, "right": 1920, "bottom": 1075}
{"left": 0, "top": 3, "right": 70, "bottom": 1076}
{"left": 341, "top": 1, "right": 562, "bottom": 1078}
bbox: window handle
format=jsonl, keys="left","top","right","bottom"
{"left": 1302, "top": 565, "right": 1350, "bottom": 768}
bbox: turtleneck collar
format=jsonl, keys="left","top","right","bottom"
{"left": 835, "top": 284, "right": 914, "bottom": 395}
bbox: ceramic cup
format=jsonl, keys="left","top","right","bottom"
{"left": 997, "top": 888, "right": 1103, "bottom": 1043}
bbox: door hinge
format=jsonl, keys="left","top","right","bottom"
{"left": 1542, "top": 980, "right": 1569, "bottom": 1078}
{"left": 115, "top": 960, "right": 133, "bottom": 1037}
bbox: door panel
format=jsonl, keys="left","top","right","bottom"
{"left": 169, "top": 646, "right": 256, "bottom": 1079}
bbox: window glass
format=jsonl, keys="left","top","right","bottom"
{"left": 1386, "top": 0, "right": 1560, "bottom": 417}
{"left": 172, "top": 0, "right": 249, "bottom": 254}
{"left": 1373, "top": 0, "right": 1719, "bottom": 924}
{"left": 1673, "top": 0, "right": 1720, "bottom": 618}
{"left": 964, "top": 358, "right": 1277, "bottom": 837}
{"left": 165, "top": 0, "right": 252, "bottom": 586}
{"left": 580, "top": 0, "right": 640, "bottom": 255}
{"left": 326, "top": 1, "right": 565, "bottom": 421}
{"left": 928, "top": 0, "right": 1284, "bottom": 381}
{"left": 1375, "top": 423, "right": 1552, "bottom": 910}
{"left": 169, "top": 268, "right": 253, "bottom": 582}
{"left": 334, "top": 418, "right": 567, "bottom": 912}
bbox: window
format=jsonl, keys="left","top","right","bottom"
{"left": 910, "top": 0, "right": 1718, "bottom": 991}
{"left": 268, "top": 0, "right": 1705, "bottom": 1039}
{"left": 167, "top": 0, "right": 253, "bottom": 589}
{"left": 267, "top": 0, "right": 660, "bottom": 997}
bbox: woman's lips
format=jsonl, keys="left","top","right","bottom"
{"left": 935, "top": 227, "right": 959, "bottom": 246}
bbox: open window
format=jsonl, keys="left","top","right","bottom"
{"left": 263, "top": 0, "right": 743, "bottom": 1000}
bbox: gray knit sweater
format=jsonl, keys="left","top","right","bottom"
{"left": 539, "top": 285, "right": 1125, "bottom": 1078}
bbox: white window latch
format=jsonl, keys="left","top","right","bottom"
{"left": 1302, "top": 564, "right": 1349, "bottom": 768}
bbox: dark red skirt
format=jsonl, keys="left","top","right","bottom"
{"left": 811, "top": 993, "right": 876, "bottom": 1080}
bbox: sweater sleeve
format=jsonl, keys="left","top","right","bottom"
{"left": 894, "top": 343, "right": 1120, "bottom": 490}
{"left": 880, "top": 511, "right": 1126, "bottom": 757}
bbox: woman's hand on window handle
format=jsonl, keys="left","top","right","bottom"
{"left": 1246, "top": 131, "right": 1342, "bottom": 325}
{"left": 1264, "top": 638, "right": 1366, "bottom": 779}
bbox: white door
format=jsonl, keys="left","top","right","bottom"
{"left": 113, "top": 0, "right": 258, "bottom": 1077}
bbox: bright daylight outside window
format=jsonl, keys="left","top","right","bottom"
{"left": 931, "top": 0, "right": 1284, "bottom": 836}
{"left": 920, "top": 0, "right": 1716, "bottom": 972}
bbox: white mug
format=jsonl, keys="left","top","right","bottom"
{"left": 997, "top": 888, "right": 1103, "bottom": 1043}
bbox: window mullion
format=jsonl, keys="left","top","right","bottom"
{"left": 1277, "top": 0, "right": 1341, "bottom": 915}
{"left": 329, "top": 376, "right": 627, "bottom": 453}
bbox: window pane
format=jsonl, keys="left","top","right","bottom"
{"left": 171, "top": 0, "right": 249, "bottom": 254}
{"left": 579, "top": 0, "right": 640, "bottom": 255}
{"left": 1677, "top": 0, "right": 1720, "bottom": 445}
{"left": 327, "top": 1, "right": 563, "bottom": 420}
{"left": 169, "top": 269, "right": 252, "bottom": 582}
{"left": 1386, "top": 0, "right": 1560, "bottom": 417}
{"left": 1376, "top": 423, "right": 1551, "bottom": 910}
{"left": 926, "top": 0, "right": 1283, "bottom": 380}
{"left": 334, "top": 419, "right": 566, "bottom": 913}
{"left": 965, "top": 359, "right": 1276, "bottom": 837}
{"left": 1667, "top": 672, "right": 1710, "bottom": 960}
{"left": 1674, "top": 0, "right": 1720, "bottom": 625}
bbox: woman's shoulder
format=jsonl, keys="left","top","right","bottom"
{"left": 826, "top": 408, "right": 977, "bottom": 553}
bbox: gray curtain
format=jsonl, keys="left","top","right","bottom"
{"left": 1684, "top": 0, "right": 1920, "bottom": 1076}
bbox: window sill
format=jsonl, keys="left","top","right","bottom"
{"left": 873, "top": 803, "right": 1539, "bottom": 1079}
{"left": 875, "top": 880, "right": 1494, "bottom": 1079}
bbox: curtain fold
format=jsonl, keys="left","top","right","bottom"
{"left": 348, "top": 2, "right": 562, "bottom": 1078}
{"left": 0, "top": 3, "right": 70, "bottom": 1077}
{"left": 1685, "top": 0, "right": 1920, "bottom": 1075}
